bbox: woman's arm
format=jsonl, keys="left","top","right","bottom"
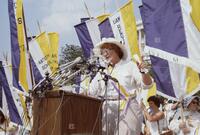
{"left": 143, "top": 110, "right": 164, "bottom": 122}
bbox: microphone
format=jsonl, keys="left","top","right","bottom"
{"left": 99, "top": 71, "right": 119, "bottom": 83}
{"left": 59, "top": 57, "right": 83, "bottom": 71}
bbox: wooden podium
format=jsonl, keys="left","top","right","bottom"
{"left": 31, "top": 90, "right": 102, "bottom": 135}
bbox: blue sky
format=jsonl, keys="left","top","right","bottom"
{"left": 0, "top": 0, "right": 142, "bottom": 61}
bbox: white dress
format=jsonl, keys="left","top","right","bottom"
{"left": 147, "top": 118, "right": 166, "bottom": 135}
{"left": 169, "top": 110, "right": 200, "bottom": 135}
{"left": 89, "top": 60, "right": 153, "bottom": 135}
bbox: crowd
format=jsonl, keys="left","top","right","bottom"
{"left": 82, "top": 37, "right": 200, "bottom": 135}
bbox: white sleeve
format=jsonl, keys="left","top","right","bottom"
{"left": 130, "top": 62, "right": 153, "bottom": 89}
{"left": 88, "top": 73, "right": 104, "bottom": 97}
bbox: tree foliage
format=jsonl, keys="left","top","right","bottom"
{"left": 59, "top": 44, "right": 83, "bottom": 65}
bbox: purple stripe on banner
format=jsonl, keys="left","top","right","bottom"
{"left": 0, "top": 82, "right": 2, "bottom": 108}
{"left": 142, "top": 0, "right": 188, "bottom": 57}
{"left": 80, "top": 17, "right": 90, "bottom": 23}
{"left": 8, "top": 0, "right": 23, "bottom": 91}
{"left": 99, "top": 18, "right": 114, "bottom": 39}
{"left": 0, "top": 62, "right": 23, "bottom": 125}
{"left": 150, "top": 56, "right": 176, "bottom": 98}
{"left": 74, "top": 22, "right": 94, "bottom": 58}
{"left": 30, "top": 56, "right": 43, "bottom": 84}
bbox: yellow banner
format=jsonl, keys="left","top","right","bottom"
{"left": 120, "top": 0, "right": 141, "bottom": 59}
{"left": 16, "top": 0, "right": 29, "bottom": 125}
{"left": 190, "top": 0, "right": 200, "bottom": 31}
{"left": 186, "top": 67, "right": 200, "bottom": 94}
{"left": 35, "top": 32, "right": 52, "bottom": 72}
{"left": 16, "top": 0, "right": 29, "bottom": 91}
{"left": 97, "top": 14, "right": 110, "bottom": 23}
{"left": 48, "top": 32, "right": 59, "bottom": 72}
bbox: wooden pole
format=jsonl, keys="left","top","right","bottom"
{"left": 22, "top": 5, "right": 35, "bottom": 88}
{"left": 82, "top": 0, "right": 92, "bottom": 19}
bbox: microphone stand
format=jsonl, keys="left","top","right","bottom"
{"left": 99, "top": 71, "right": 120, "bottom": 135}
{"left": 102, "top": 72, "right": 109, "bottom": 135}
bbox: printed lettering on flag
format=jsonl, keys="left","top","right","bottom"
{"left": 29, "top": 34, "right": 52, "bottom": 77}
{"left": 48, "top": 32, "right": 59, "bottom": 73}
{"left": 99, "top": 0, "right": 140, "bottom": 60}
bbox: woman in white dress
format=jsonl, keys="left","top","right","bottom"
{"left": 141, "top": 96, "right": 167, "bottom": 135}
{"left": 89, "top": 38, "right": 153, "bottom": 135}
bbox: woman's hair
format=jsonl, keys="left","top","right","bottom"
{"left": 101, "top": 43, "right": 123, "bottom": 59}
{"left": 147, "top": 96, "right": 161, "bottom": 108}
{"left": 0, "top": 110, "right": 6, "bottom": 124}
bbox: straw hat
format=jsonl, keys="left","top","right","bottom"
{"left": 94, "top": 38, "right": 128, "bottom": 60}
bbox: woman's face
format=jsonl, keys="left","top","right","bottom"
{"left": 148, "top": 101, "right": 158, "bottom": 109}
{"left": 101, "top": 47, "right": 121, "bottom": 65}
{"left": 188, "top": 99, "right": 199, "bottom": 111}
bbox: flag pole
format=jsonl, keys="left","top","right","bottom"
{"left": 104, "top": 0, "right": 106, "bottom": 14}
{"left": 22, "top": 5, "right": 35, "bottom": 88}
{"left": 115, "top": 0, "right": 120, "bottom": 10}
{"left": 82, "top": 0, "right": 92, "bottom": 19}
{"left": 37, "top": 20, "right": 42, "bottom": 34}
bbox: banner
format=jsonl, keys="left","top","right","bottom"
{"left": 8, "top": 0, "right": 32, "bottom": 92}
{"left": 75, "top": 14, "right": 109, "bottom": 58}
{"left": 29, "top": 33, "right": 52, "bottom": 78}
{"left": 0, "top": 61, "right": 23, "bottom": 125}
{"left": 140, "top": 0, "right": 200, "bottom": 99}
{"left": 141, "top": 0, "right": 200, "bottom": 73}
{"left": 99, "top": 0, "right": 140, "bottom": 60}
{"left": 48, "top": 32, "right": 59, "bottom": 72}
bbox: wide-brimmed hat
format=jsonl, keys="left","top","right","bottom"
{"left": 184, "top": 96, "right": 199, "bottom": 108}
{"left": 94, "top": 38, "right": 128, "bottom": 60}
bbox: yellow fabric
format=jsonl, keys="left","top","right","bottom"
{"left": 16, "top": 0, "right": 28, "bottom": 91}
{"left": 35, "top": 32, "right": 52, "bottom": 72}
{"left": 119, "top": 100, "right": 126, "bottom": 110}
{"left": 185, "top": 67, "right": 200, "bottom": 94}
{"left": 144, "top": 83, "right": 157, "bottom": 106}
{"left": 120, "top": 0, "right": 140, "bottom": 58}
{"left": 48, "top": 32, "right": 59, "bottom": 72}
{"left": 190, "top": 0, "right": 200, "bottom": 31}
{"left": 110, "top": 66, "right": 130, "bottom": 110}
{"left": 97, "top": 14, "right": 110, "bottom": 23}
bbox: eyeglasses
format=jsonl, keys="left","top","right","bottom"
{"left": 101, "top": 48, "right": 113, "bottom": 55}
{"left": 191, "top": 101, "right": 199, "bottom": 105}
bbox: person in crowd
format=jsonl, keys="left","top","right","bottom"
{"left": 88, "top": 38, "right": 153, "bottom": 135}
{"left": 0, "top": 109, "right": 18, "bottom": 134}
{"left": 141, "top": 95, "right": 168, "bottom": 135}
{"left": 169, "top": 95, "right": 200, "bottom": 135}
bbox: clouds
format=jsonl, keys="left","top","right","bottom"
{"left": 24, "top": 0, "right": 141, "bottom": 48}
{"left": 37, "top": 0, "right": 114, "bottom": 46}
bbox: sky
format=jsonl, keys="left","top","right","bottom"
{"left": 0, "top": 0, "right": 142, "bottom": 61}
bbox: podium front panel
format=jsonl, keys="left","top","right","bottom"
{"left": 32, "top": 91, "right": 102, "bottom": 135}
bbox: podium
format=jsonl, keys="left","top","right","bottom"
{"left": 31, "top": 90, "right": 103, "bottom": 135}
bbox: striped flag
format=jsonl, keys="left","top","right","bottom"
{"left": 141, "top": 0, "right": 200, "bottom": 73}
{"left": 29, "top": 32, "right": 52, "bottom": 78}
{"left": 8, "top": 0, "right": 33, "bottom": 127}
{"left": 0, "top": 61, "right": 23, "bottom": 125}
{"left": 74, "top": 15, "right": 109, "bottom": 58}
{"left": 8, "top": 0, "right": 32, "bottom": 92}
{"left": 99, "top": 0, "right": 140, "bottom": 60}
{"left": 28, "top": 32, "right": 59, "bottom": 84}
{"left": 140, "top": 0, "right": 200, "bottom": 99}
